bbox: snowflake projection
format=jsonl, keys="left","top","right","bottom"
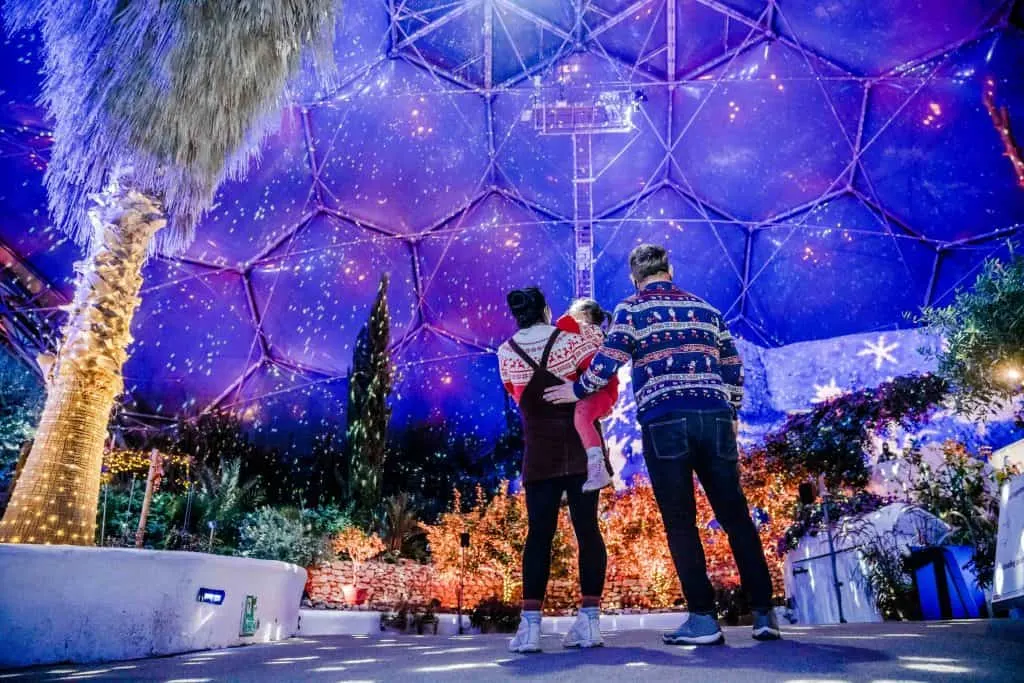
{"left": 0, "top": 1, "right": 1023, "bottom": 457}
{"left": 857, "top": 334, "right": 900, "bottom": 371}
{"left": 811, "top": 378, "right": 846, "bottom": 405}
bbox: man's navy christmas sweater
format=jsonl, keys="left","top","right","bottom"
{"left": 573, "top": 281, "right": 744, "bottom": 425}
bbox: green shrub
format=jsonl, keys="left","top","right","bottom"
{"left": 237, "top": 506, "right": 334, "bottom": 567}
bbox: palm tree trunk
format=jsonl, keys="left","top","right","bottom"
{"left": 0, "top": 181, "right": 164, "bottom": 545}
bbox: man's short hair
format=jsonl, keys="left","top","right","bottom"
{"left": 629, "top": 244, "right": 670, "bottom": 282}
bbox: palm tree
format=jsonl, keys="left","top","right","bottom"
{"left": 379, "top": 493, "right": 424, "bottom": 555}
{"left": 0, "top": 1, "right": 339, "bottom": 545}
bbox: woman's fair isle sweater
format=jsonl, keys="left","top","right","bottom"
{"left": 498, "top": 324, "right": 601, "bottom": 403}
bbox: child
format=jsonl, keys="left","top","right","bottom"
{"left": 556, "top": 298, "right": 618, "bottom": 492}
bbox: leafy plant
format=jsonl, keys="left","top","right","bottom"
{"left": 857, "top": 529, "right": 919, "bottom": 621}
{"left": 237, "top": 506, "right": 326, "bottom": 567}
{"left": 0, "top": 352, "right": 43, "bottom": 509}
{"left": 905, "top": 441, "right": 1003, "bottom": 589}
{"left": 917, "top": 250, "right": 1024, "bottom": 423}
{"left": 332, "top": 526, "right": 385, "bottom": 565}
{"left": 97, "top": 488, "right": 181, "bottom": 548}
{"left": 781, "top": 491, "right": 890, "bottom": 554}
{"left": 469, "top": 597, "right": 521, "bottom": 633}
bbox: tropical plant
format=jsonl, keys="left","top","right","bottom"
{"left": 0, "top": 351, "right": 43, "bottom": 512}
{"left": 917, "top": 251, "right": 1024, "bottom": 423}
{"left": 347, "top": 275, "right": 392, "bottom": 521}
{"left": 378, "top": 493, "right": 425, "bottom": 557}
{"left": 0, "top": 1, "right": 338, "bottom": 545}
{"left": 166, "top": 458, "right": 262, "bottom": 552}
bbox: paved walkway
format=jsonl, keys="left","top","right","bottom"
{"left": 3, "top": 620, "right": 1023, "bottom": 682}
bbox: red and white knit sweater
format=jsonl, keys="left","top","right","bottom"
{"left": 497, "top": 323, "right": 603, "bottom": 402}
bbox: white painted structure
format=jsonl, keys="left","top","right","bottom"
{"left": 0, "top": 544, "right": 307, "bottom": 669}
{"left": 994, "top": 439, "right": 1024, "bottom": 470}
{"left": 994, "top": 474, "right": 1024, "bottom": 609}
{"left": 784, "top": 504, "right": 948, "bottom": 625}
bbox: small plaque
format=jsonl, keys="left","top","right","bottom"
{"left": 240, "top": 595, "right": 259, "bottom": 637}
{"left": 196, "top": 588, "right": 225, "bottom": 605}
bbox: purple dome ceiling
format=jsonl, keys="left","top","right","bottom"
{"left": 1, "top": 1, "right": 1023, "bottom": 446}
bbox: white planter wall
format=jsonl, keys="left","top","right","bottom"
{"left": 0, "top": 544, "right": 307, "bottom": 669}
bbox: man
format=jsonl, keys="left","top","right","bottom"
{"left": 545, "top": 244, "right": 780, "bottom": 645}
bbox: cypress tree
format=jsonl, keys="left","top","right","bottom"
{"left": 346, "top": 275, "right": 392, "bottom": 519}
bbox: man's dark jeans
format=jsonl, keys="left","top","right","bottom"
{"left": 642, "top": 408, "right": 773, "bottom": 615}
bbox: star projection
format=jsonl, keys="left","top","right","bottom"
{"left": 1, "top": 1, "right": 1023, "bottom": 458}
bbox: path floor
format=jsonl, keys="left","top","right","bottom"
{"left": 3, "top": 620, "right": 1024, "bottom": 682}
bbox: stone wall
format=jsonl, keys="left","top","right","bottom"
{"left": 305, "top": 560, "right": 683, "bottom": 612}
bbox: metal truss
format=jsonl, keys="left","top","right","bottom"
{"left": 1, "top": 0, "right": 1022, "bottom": 422}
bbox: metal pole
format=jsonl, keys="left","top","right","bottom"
{"left": 458, "top": 543, "right": 465, "bottom": 635}
{"left": 99, "top": 483, "right": 108, "bottom": 546}
{"left": 821, "top": 493, "right": 847, "bottom": 624}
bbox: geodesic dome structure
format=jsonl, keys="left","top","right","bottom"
{"left": 1, "top": 1, "right": 1023, "bottom": 449}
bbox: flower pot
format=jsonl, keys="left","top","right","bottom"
{"left": 342, "top": 585, "right": 369, "bottom": 606}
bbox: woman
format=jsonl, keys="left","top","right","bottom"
{"left": 497, "top": 287, "right": 608, "bottom": 653}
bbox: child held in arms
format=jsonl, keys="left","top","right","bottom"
{"left": 556, "top": 298, "right": 618, "bottom": 491}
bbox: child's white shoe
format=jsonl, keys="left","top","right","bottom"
{"left": 582, "top": 447, "right": 612, "bottom": 492}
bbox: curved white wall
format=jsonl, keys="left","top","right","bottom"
{"left": 0, "top": 544, "right": 307, "bottom": 669}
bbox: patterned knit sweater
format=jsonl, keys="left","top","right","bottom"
{"left": 573, "top": 281, "right": 744, "bottom": 424}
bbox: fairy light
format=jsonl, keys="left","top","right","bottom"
{"left": 983, "top": 78, "right": 1024, "bottom": 188}
{"left": 0, "top": 182, "right": 165, "bottom": 546}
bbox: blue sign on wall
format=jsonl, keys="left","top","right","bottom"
{"left": 196, "top": 588, "right": 225, "bottom": 605}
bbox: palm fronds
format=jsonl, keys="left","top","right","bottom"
{"left": 6, "top": 0, "right": 338, "bottom": 252}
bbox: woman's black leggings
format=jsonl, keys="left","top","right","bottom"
{"left": 522, "top": 473, "right": 607, "bottom": 602}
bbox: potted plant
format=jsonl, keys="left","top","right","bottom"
{"left": 414, "top": 598, "right": 442, "bottom": 635}
{"left": 332, "top": 527, "right": 384, "bottom": 607}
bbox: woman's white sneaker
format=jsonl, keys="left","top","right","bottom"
{"left": 562, "top": 609, "right": 604, "bottom": 648}
{"left": 508, "top": 615, "right": 542, "bottom": 653}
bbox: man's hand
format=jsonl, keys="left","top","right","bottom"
{"left": 734, "top": 420, "right": 739, "bottom": 438}
{"left": 543, "top": 381, "right": 580, "bottom": 405}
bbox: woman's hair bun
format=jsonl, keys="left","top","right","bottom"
{"left": 507, "top": 289, "right": 530, "bottom": 311}
{"left": 506, "top": 287, "right": 547, "bottom": 329}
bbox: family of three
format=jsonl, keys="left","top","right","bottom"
{"left": 496, "top": 244, "right": 780, "bottom": 653}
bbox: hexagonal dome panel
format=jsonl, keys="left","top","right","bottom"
{"left": 309, "top": 59, "right": 490, "bottom": 232}
{"left": 672, "top": 40, "right": 862, "bottom": 222}
{"left": 418, "top": 191, "right": 573, "bottom": 348}
{"left": 250, "top": 212, "right": 419, "bottom": 375}
{"left": 859, "top": 29, "right": 1024, "bottom": 243}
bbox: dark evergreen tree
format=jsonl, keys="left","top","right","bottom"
{"left": 346, "top": 274, "right": 392, "bottom": 520}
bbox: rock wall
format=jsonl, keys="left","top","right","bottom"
{"left": 305, "top": 560, "right": 684, "bottom": 612}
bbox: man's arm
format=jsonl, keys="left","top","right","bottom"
{"left": 717, "top": 315, "right": 744, "bottom": 418}
{"left": 573, "top": 304, "right": 636, "bottom": 399}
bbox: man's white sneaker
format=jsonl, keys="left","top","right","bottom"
{"left": 562, "top": 611, "right": 604, "bottom": 648}
{"left": 582, "top": 449, "right": 612, "bottom": 493}
{"left": 508, "top": 616, "right": 541, "bottom": 653}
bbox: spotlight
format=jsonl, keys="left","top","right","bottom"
{"left": 1005, "top": 367, "right": 1022, "bottom": 382}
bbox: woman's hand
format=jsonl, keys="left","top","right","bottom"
{"left": 544, "top": 381, "right": 580, "bottom": 404}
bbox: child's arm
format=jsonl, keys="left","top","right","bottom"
{"left": 573, "top": 304, "right": 635, "bottom": 398}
